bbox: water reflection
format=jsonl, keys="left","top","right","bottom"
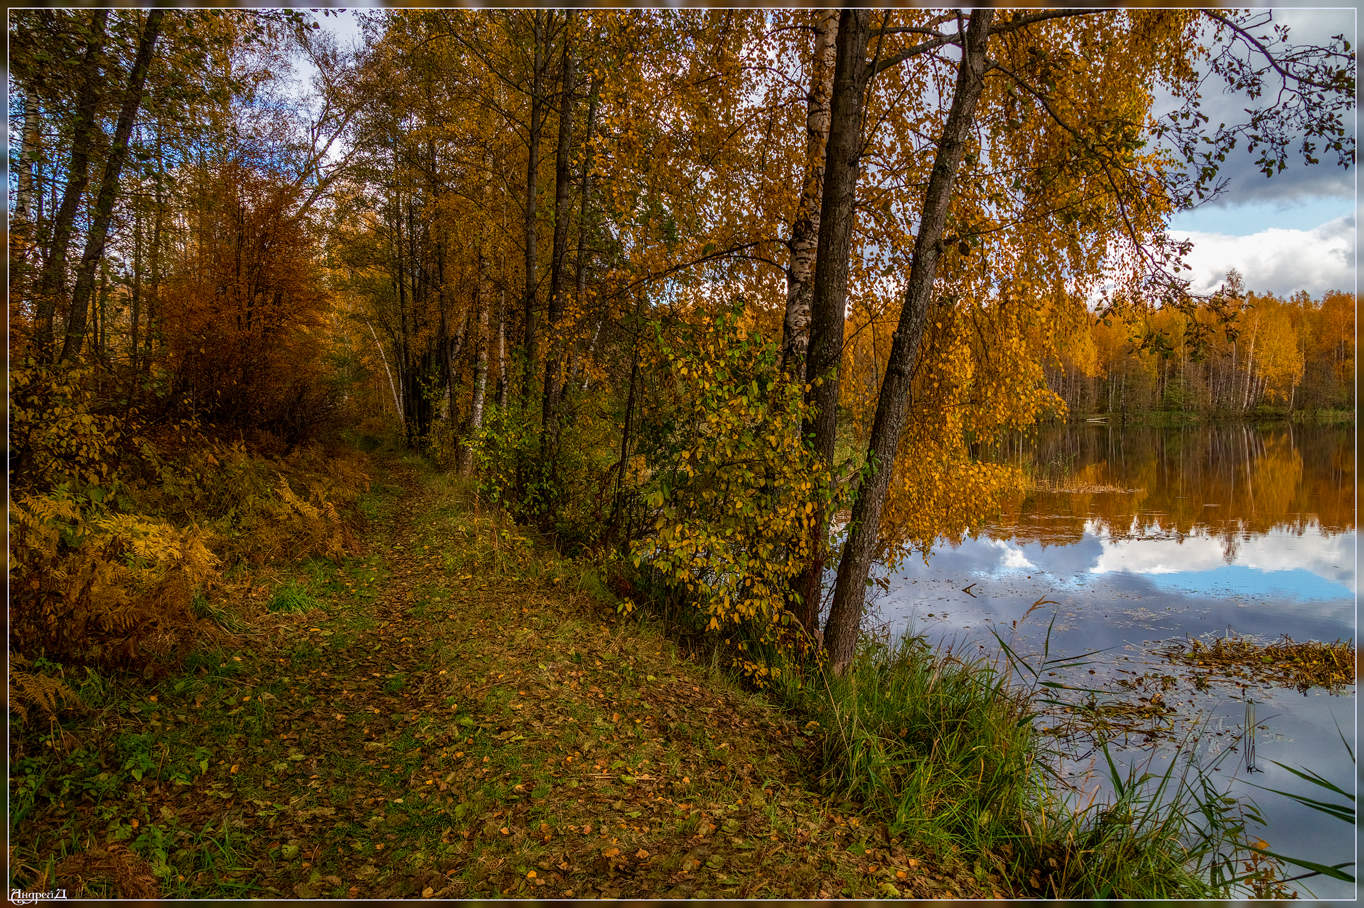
{"left": 879, "top": 422, "right": 1356, "bottom": 898}
{"left": 988, "top": 422, "right": 1355, "bottom": 538}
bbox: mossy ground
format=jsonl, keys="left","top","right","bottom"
{"left": 10, "top": 454, "right": 997, "bottom": 898}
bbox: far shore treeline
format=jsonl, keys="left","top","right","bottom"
{"left": 1044, "top": 277, "right": 1355, "bottom": 420}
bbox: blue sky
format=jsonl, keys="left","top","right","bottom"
{"left": 1171, "top": 196, "right": 1354, "bottom": 236}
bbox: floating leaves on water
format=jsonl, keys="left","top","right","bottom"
{"left": 1161, "top": 635, "right": 1355, "bottom": 692}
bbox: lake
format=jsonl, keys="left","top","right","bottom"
{"left": 872, "top": 421, "right": 1356, "bottom": 898}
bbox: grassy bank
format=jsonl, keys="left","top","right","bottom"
{"left": 9, "top": 453, "right": 994, "bottom": 899}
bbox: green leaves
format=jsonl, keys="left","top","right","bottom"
{"left": 628, "top": 309, "right": 829, "bottom": 683}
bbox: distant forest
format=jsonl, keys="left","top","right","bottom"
{"left": 1045, "top": 279, "right": 1355, "bottom": 417}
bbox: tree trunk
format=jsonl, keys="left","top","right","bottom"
{"left": 780, "top": 9, "right": 839, "bottom": 382}
{"left": 12, "top": 97, "right": 45, "bottom": 329}
{"left": 495, "top": 284, "right": 510, "bottom": 412}
{"left": 129, "top": 159, "right": 143, "bottom": 377}
{"left": 462, "top": 273, "right": 491, "bottom": 475}
{"left": 520, "top": 10, "right": 549, "bottom": 406}
{"left": 146, "top": 122, "right": 164, "bottom": 364}
{"left": 609, "top": 292, "right": 648, "bottom": 542}
{"left": 16, "top": 96, "right": 41, "bottom": 224}
{"left": 541, "top": 15, "right": 578, "bottom": 459}
{"left": 33, "top": 10, "right": 108, "bottom": 361}
{"left": 61, "top": 9, "right": 165, "bottom": 363}
{"left": 569, "top": 76, "right": 601, "bottom": 391}
{"left": 792, "top": 8, "right": 872, "bottom": 636}
{"left": 367, "top": 319, "right": 403, "bottom": 422}
{"left": 824, "top": 9, "right": 995, "bottom": 673}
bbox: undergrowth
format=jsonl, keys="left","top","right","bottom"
{"left": 756, "top": 632, "right": 1289, "bottom": 898}
{"left": 9, "top": 364, "right": 371, "bottom": 717}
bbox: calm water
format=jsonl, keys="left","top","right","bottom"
{"left": 873, "top": 422, "right": 1356, "bottom": 898}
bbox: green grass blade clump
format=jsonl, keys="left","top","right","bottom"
{"left": 793, "top": 635, "right": 1041, "bottom": 858}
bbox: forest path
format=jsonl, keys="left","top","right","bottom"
{"left": 14, "top": 454, "right": 993, "bottom": 899}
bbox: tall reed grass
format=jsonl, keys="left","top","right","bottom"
{"left": 774, "top": 627, "right": 1305, "bottom": 898}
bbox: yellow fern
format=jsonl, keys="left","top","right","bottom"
{"left": 9, "top": 656, "right": 79, "bottom": 721}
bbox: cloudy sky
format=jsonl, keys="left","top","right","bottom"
{"left": 1164, "top": 8, "right": 1356, "bottom": 298}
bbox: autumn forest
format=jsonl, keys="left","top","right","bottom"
{"left": 8, "top": 8, "right": 1357, "bottom": 899}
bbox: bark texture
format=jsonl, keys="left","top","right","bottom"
{"left": 780, "top": 9, "right": 840, "bottom": 383}
{"left": 792, "top": 8, "right": 872, "bottom": 636}
{"left": 823, "top": 9, "right": 995, "bottom": 672}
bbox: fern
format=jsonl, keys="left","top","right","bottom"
{"left": 9, "top": 656, "right": 79, "bottom": 721}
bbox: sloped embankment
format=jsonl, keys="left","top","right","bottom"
{"left": 11, "top": 455, "right": 994, "bottom": 898}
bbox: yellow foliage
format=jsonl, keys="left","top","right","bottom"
{"left": 9, "top": 363, "right": 123, "bottom": 491}
{"left": 8, "top": 655, "right": 79, "bottom": 723}
{"left": 629, "top": 312, "right": 823, "bottom": 684}
{"left": 9, "top": 493, "right": 219, "bottom": 670}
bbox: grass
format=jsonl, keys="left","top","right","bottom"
{"left": 753, "top": 617, "right": 1295, "bottom": 898}
{"left": 8, "top": 455, "right": 991, "bottom": 899}
{"left": 777, "top": 636, "right": 1040, "bottom": 859}
{"left": 265, "top": 581, "right": 323, "bottom": 614}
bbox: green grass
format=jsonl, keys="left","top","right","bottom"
{"left": 778, "top": 636, "right": 1040, "bottom": 858}
{"left": 265, "top": 580, "right": 322, "bottom": 613}
{"left": 758, "top": 626, "right": 1284, "bottom": 898}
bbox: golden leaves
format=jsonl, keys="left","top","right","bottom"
{"left": 629, "top": 312, "right": 822, "bottom": 683}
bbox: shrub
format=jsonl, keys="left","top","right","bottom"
{"left": 626, "top": 309, "right": 829, "bottom": 685}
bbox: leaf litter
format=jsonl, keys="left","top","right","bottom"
{"left": 11, "top": 456, "right": 994, "bottom": 898}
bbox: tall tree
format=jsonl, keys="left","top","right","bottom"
{"left": 791, "top": 9, "right": 872, "bottom": 636}
{"left": 823, "top": 9, "right": 994, "bottom": 670}
{"left": 540, "top": 11, "right": 578, "bottom": 459}
{"left": 60, "top": 9, "right": 166, "bottom": 362}
{"left": 779, "top": 9, "right": 839, "bottom": 384}
{"left": 31, "top": 10, "right": 109, "bottom": 361}
{"left": 520, "top": 10, "right": 551, "bottom": 405}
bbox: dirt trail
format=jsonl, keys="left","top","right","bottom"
{"left": 13, "top": 460, "right": 993, "bottom": 899}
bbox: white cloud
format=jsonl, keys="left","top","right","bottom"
{"left": 1168, "top": 215, "right": 1356, "bottom": 297}
{"left": 981, "top": 537, "right": 1036, "bottom": 572}
{"left": 1089, "top": 521, "right": 1357, "bottom": 593}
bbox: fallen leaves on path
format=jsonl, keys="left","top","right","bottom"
{"left": 11, "top": 458, "right": 990, "bottom": 899}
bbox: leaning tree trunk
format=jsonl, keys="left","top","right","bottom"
{"left": 32, "top": 10, "right": 108, "bottom": 361}
{"left": 823, "top": 9, "right": 995, "bottom": 673}
{"left": 61, "top": 9, "right": 165, "bottom": 363}
{"left": 791, "top": 8, "right": 872, "bottom": 637}
{"left": 779, "top": 9, "right": 839, "bottom": 383}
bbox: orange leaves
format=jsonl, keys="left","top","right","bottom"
{"left": 162, "top": 162, "right": 332, "bottom": 438}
